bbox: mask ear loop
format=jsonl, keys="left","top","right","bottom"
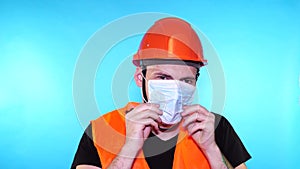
{"left": 195, "top": 68, "right": 200, "bottom": 81}
{"left": 141, "top": 67, "right": 148, "bottom": 103}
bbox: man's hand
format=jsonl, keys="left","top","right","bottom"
{"left": 181, "top": 104, "right": 228, "bottom": 169}
{"left": 181, "top": 104, "right": 215, "bottom": 150}
{"left": 107, "top": 103, "right": 162, "bottom": 169}
{"left": 124, "top": 103, "right": 162, "bottom": 154}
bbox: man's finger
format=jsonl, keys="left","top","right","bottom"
{"left": 187, "top": 122, "right": 206, "bottom": 135}
{"left": 181, "top": 104, "right": 209, "bottom": 116}
{"left": 182, "top": 113, "right": 208, "bottom": 128}
{"left": 142, "top": 118, "right": 159, "bottom": 131}
{"left": 133, "top": 110, "right": 162, "bottom": 123}
{"left": 134, "top": 103, "right": 163, "bottom": 115}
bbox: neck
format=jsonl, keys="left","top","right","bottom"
{"left": 152, "top": 123, "right": 181, "bottom": 141}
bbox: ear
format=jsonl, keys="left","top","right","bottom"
{"left": 134, "top": 67, "right": 143, "bottom": 87}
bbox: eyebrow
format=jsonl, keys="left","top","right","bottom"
{"left": 153, "top": 72, "right": 173, "bottom": 79}
{"left": 179, "top": 77, "right": 196, "bottom": 81}
{"left": 152, "top": 71, "right": 196, "bottom": 81}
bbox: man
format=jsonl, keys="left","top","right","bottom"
{"left": 71, "top": 17, "right": 251, "bottom": 169}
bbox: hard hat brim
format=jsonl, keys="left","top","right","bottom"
{"left": 134, "top": 59, "right": 206, "bottom": 69}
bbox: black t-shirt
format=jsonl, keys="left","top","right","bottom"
{"left": 71, "top": 114, "right": 251, "bottom": 169}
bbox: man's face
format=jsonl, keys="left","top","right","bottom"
{"left": 144, "top": 64, "right": 198, "bottom": 99}
{"left": 133, "top": 64, "right": 198, "bottom": 128}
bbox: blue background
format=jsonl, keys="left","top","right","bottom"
{"left": 1, "top": 0, "right": 299, "bottom": 168}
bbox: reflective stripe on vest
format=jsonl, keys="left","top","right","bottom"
{"left": 91, "top": 102, "right": 211, "bottom": 169}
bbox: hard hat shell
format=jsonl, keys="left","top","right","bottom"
{"left": 133, "top": 17, "right": 207, "bottom": 68}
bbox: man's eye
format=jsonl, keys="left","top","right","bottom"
{"left": 184, "top": 80, "right": 192, "bottom": 84}
{"left": 157, "top": 75, "right": 168, "bottom": 80}
{"left": 183, "top": 79, "right": 195, "bottom": 84}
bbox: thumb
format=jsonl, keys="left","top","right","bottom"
{"left": 143, "top": 126, "right": 151, "bottom": 140}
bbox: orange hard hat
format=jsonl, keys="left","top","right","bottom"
{"left": 133, "top": 17, "right": 207, "bottom": 68}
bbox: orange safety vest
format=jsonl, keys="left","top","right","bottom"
{"left": 91, "top": 102, "right": 211, "bottom": 169}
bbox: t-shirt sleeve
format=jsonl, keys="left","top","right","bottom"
{"left": 214, "top": 114, "right": 251, "bottom": 168}
{"left": 71, "top": 124, "right": 102, "bottom": 169}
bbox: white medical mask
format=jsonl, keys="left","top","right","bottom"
{"left": 148, "top": 80, "right": 196, "bottom": 124}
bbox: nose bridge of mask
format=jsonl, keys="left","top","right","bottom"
{"left": 149, "top": 80, "right": 179, "bottom": 100}
{"left": 148, "top": 80, "right": 195, "bottom": 101}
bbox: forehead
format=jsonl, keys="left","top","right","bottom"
{"left": 146, "top": 64, "right": 197, "bottom": 77}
